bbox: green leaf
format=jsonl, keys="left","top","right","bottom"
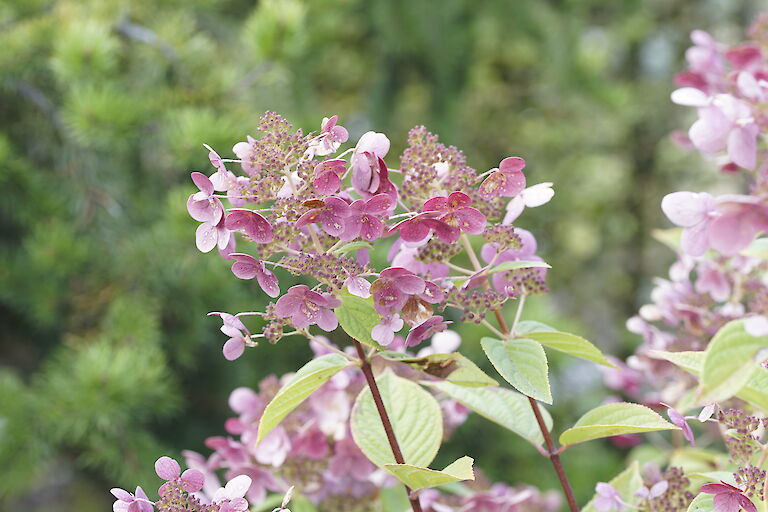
{"left": 652, "top": 227, "right": 682, "bottom": 251}
{"left": 384, "top": 456, "right": 475, "bottom": 491}
{"left": 522, "top": 331, "right": 614, "bottom": 367}
{"left": 424, "top": 381, "right": 551, "bottom": 447}
{"left": 742, "top": 237, "right": 768, "bottom": 259}
{"left": 378, "top": 351, "right": 498, "bottom": 387}
{"left": 487, "top": 260, "right": 551, "bottom": 274}
{"left": 380, "top": 487, "right": 411, "bottom": 512}
{"left": 335, "top": 294, "right": 384, "bottom": 349}
{"left": 481, "top": 337, "right": 552, "bottom": 403}
{"left": 699, "top": 319, "right": 768, "bottom": 403}
{"left": 583, "top": 461, "right": 643, "bottom": 512}
{"left": 351, "top": 371, "right": 443, "bottom": 468}
{"left": 649, "top": 350, "right": 768, "bottom": 410}
{"left": 332, "top": 241, "right": 373, "bottom": 255}
{"left": 686, "top": 493, "right": 714, "bottom": 512}
{"left": 257, "top": 353, "right": 350, "bottom": 443}
{"left": 559, "top": 402, "right": 679, "bottom": 446}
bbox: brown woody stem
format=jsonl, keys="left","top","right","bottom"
{"left": 354, "top": 340, "right": 423, "bottom": 512}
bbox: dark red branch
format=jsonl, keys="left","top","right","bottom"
{"left": 495, "top": 309, "right": 579, "bottom": 512}
{"left": 354, "top": 340, "right": 423, "bottom": 512}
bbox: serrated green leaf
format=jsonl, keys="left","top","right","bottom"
{"left": 424, "top": 381, "right": 551, "bottom": 447}
{"left": 384, "top": 456, "right": 475, "bottom": 491}
{"left": 332, "top": 241, "right": 373, "bottom": 255}
{"left": 649, "top": 350, "right": 768, "bottom": 410}
{"left": 335, "top": 294, "right": 384, "bottom": 349}
{"left": 351, "top": 371, "right": 443, "bottom": 468}
{"left": 699, "top": 319, "right": 768, "bottom": 403}
{"left": 378, "top": 351, "right": 497, "bottom": 387}
{"left": 481, "top": 337, "right": 552, "bottom": 403}
{"left": 515, "top": 320, "right": 555, "bottom": 334}
{"left": 560, "top": 402, "right": 679, "bottom": 446}
{"left": 258, "top": 353, "right": 350, "bottom": 443}
{"left": 686, "top": 493, "right": 714, "bottom": 512}
{"left": 583, "top": 461, "right": 643, "bottom": 512}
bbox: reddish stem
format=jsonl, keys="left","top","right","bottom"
{"left": 494, "top": 310, "right": 580, "bottom": 512}
{"left": 354, "top": 340, "right": 423, "bottom": 512}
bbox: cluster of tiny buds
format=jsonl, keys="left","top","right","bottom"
{"left": 416, "top": 238, "right": 463, "bottom": 264}
{"left": 717, "top": 409, "right": 767, "bottom": 464}
{"left": 636, "top": 466, "right": 694, "bottom": 512}
{"left": 155, "top": 481, "right": 211, "bottom": 512}
{"left": 483, "top": 224, "right": 523, "bottom": 251}
{"left": 281, "top": 253, "right": 370, "bottom": 290}
{"left": 262, "top": 303, "right": 288, "bottom": 344}
{"left": 444, "top": 287, "right": 507, "bottom": 324}
{"left": 735, "top": 465, "right": 767, "bottom": 500}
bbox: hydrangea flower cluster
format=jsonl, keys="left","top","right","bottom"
{"left": 616, "top": 18, "right": 768, "bottom": 405}
{"left": 111, "top": 456, "right": 253, "bottom": 512}
{"left": 186, "top": 112, "right": 552, "bottom": 359}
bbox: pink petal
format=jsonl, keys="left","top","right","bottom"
{"left": 315, "top": 309, "right": 339, "bottom": 331}
{"left": 181, "top": 469, "right": 205, "bottom": 493}
{"left": 356, "top": 131, "right": 390, "bottom": 158}
{"left": 346, "top": 276, "right": 371, "bottom": 298}
{"left": 423, "top": 196, "right": 449, "bottom": 212}
{"left": 689, "top": 106, "right": 730, "bottom": 154}
{"left": 661, "top": 191, "right": 712, "bottom": 227}
{"left": 713, "top": 493, "right": 742, "bottom": 512}
{"left": 393, "top": 274, "right": 426, "bottom": 295}
{"left": 499, "top": 156, "right": 526, "bottom": 173}
{"left": 738, "top": 495, "right": 758, "bottom": 512}
{"left": 365, "top": 194, "right": 394, "bottom": 214}
{"left": 359, "top": 216, "right": 384, "bottom": 241}
{"left": 671, "top": 88, "right": 709, "bottom": 107}
{"left": 397, "top": 217, "right": 431, "bottom": 243}
{"left": 225, "top": 209, "right": 273, "bottom": 244}
{"left": 111, "top": 488, "right": 133, "bottom": 501}
{"left": 426, "top": 219, "right": 460, "bottom": 243}
{"left": 681, "top": 221, "right": 710, "bottom": 256}
{"left": 744, "top": 315, "right": 768, "bottom": 336}
{"left": 191, "top": 172, "right": 214, "bottom": 196}
{"left": 727, "top": 123, "right": 758, "bottom": 170}
{"left": 223, "top": 337, "right": 245, "bottom": 361}
{"left": 456, "top": 207, "right": 487, "bottom": 234}
{"left": 155, "top": 456, "right": 181, "bottom": 480}
{"left": 255, "top": 267, "right": 280, "bottom": 298}
{"left": 196, "top": 222, "right": 219, "bottom": 253}
{"left": 708, "top": 212, "right": 763, "bottom": 256}
{"left": 701, "top": 484, "right": 736, "bottom": 495}
{"left": 274, "top": 293, "right": 303, "bottom": 317}
{"left": 230, "top": 253, "right": 260, "bottom": 279}
{"left": 313, "top": 170, "right": 342, "bottom": 195}
{"left": 446, "top": 191, "right": 472, "bottom": 209}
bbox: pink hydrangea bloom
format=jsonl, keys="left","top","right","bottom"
{"left": 700, "top": 482, "right": 757, "bottom": 512}
{"left": 228, "top": 253, "right": 280, "bottom": 298}
{"left": 479, "top": 157, "right": 527, "bottom": 199}
{"left": 594, "top": 482, "right": 625, "bottom": 512}
{"left": 155, "top": 456, "right": 205, "bottom": 496}
{"left": 224, "top": 209, "right": 274, "bottom": 244}
{"left": 296, "top": 197, "right": 351, "bottom": 237}
{"left": 307, "top": 115, "right": 349, "bottom": 157}
{"left": 371, "top": 314, "right": 404, "bottom": 346}
{"left": 312, "top": 159, "right": 347, "bottom": 195}
{"left": 661, "top": 403, "right": 694, "bottom": 446}
{"left": 274, "top": 285, "right": 340, "bottom": 331}
{"left": 370, "top": 267, "right": 443, "bottom": 316}
{"left": 111, "top": 486, "right": 154, "bottom": 512}
{"left": 422, "top": 191, "right": 487, "bottom": 235}
{"left": 211, "top": 475, "right": 252, "bottom": 512}
{"left": 187, "top": 172, "right": 224, "bottom": 225}
{"left": 350, "top": 131, "right": 390, "bottom": 195}
{"left": 340, "top": 194, "right": 394, "bottom": 242}
{"left": 406, "top": 316, "right": 450, "bottom": 347}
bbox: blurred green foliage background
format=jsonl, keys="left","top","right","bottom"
{"left": 0, "top": 0, "right": 760, "bottom": 510}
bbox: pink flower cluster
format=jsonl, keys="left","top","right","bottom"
{"left": 664, "top": 20, "right": 768, "bottom": 257}
{"left": 110, "top": 455, "right": 252, "bottom": 512}
{"left": 186, "top": 112, "right": 551, "bottom": 360}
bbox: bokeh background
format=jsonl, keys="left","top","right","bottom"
{"left": 1, "top": 0, "right": 763, "bottom": 510}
